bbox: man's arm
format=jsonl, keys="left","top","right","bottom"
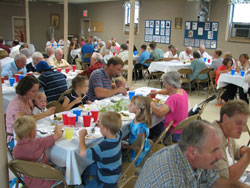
{"left": 94, "top": 87, "right": 127, "bottom": 99}
{"left": 213, "top": 177, "right": 250, "bottom": 188}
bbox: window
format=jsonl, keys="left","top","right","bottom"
{"left": 124, "top": 1, "right": 140, "bottom": 34}
{"left": 228, "top": 3, "right": 250, "bottom": 42}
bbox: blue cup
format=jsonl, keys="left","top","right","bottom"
{"left": 9, "top": 78, "right": 15, "bottom": 86}
{"left": 133, "top": 51, "right": 138, "bottom": 56}
{"left": 129, "top": 91, "right": 136, "bottom": 100}
{"left": 203, "top": 57, "right": 207, "bottom": 62}
{"left": 241, "top": 70, "right": 245, "bottom": 77}
{"left": 231, "top": 69, "right": 235, "bottom": 75}
{"left": 73, "top": 108, "right": 82, "bottom": 122}
{"left": 18, "top": 74, "right": 24, "bottom": 80}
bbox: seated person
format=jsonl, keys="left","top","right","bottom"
{"left": 26, "top": 52, "right": 44, "bottom": 72}
{"left": 149, "top": 42, "right": 164, "bottom": 61}
{"left": 213, "top": 100, "right": 250, "bottom": 182}
{"left": 148, "top": 71, "right": 188, "bottom": 142}
{"left": 61, "top": 75, "right": 89, "bottom": 111}
{"left": 45, "top": 46, "right": 55, "bottom": 60}
{"left": 36, "top": 61, "right": 68, "bottom": 102}
{"left": 163, "top": 45, "right": 180, "bottom": 61}
{"left": 179, "top": 46, "right": 193, "bottom": 62}
{"left": 123, "top": 96, "right": 151, "bottom": 166}
{"left": 79, "top": 111, "right": 122, "bottom": 187}
{"left": 32, "top": 92, "right": 47, "bottom": 114}
{"left": 211, "top": 49, "right": 223, "bottom": 70}
{"left": 237, "top": 53, "right": 250, "bottom": 72}
{"left": 87, "top": 57, "right": 127, "bottom": 101}
{"left": 48, "top": 48, "right": 72, "bottom": 69}
{"left": 198, "top": 44, "right": 212, "bottom": 59}
{"left": 117, "top": 44, "right": 129, "bottom": 63}
{"left": 100, "top": 40, "right": 117, "bottom": 57}
{"left": 126, "top": 39, "right": 137, "bottom": 52}
{"left": 46, "top": 37, "right": 57, "bottom": 48}
{"left": 190, "top": 51, "right": 208, "bottom": 81}
{"left": 13, "top": 116, "right": 63, "bottom": 188}
{"left": 79, "top": 52, "right": 103, "bottom": 78}
{"left": 134, "top": 44, "right": 150, "bottom": 80}
{"left": 81, "top": 39, "right": 94, "bottom": 64}
{"left": 9, "top": 40, "right": 21, "bottom": 58}
{"left": 115, "top": 76, "right": 133, "bottom": 91}
{"left": 0, "top": 36, "right": 10, "bottom": 54}
{"left": 112, "top": 41, "right": 119, "bottom": 54}
{"left": 1, "top": 53, "right": 27, "bottom": 79}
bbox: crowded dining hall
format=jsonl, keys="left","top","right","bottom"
{"left": 1, "top": 0, "right": 250, "bottom": 187}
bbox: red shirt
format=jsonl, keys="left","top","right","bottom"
{"left": 0, "top": 44, "right": 10, "bottom": 53}
{"left": 13, "top": 135, "right": 56, "bottom": 188}
{"left": 215, "top": 64, "right": 227, "bottom": 85}
{"left": 80, "top": 61, "right": 104, "bottom": 78}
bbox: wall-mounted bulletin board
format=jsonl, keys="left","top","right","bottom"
{"left": 144, "top": 20, "right": 171, "bottom": 44}
{"left": 184, "top": 21, "right": 219, "bottom": 49}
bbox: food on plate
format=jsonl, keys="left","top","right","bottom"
{"left": 79, "top": 105, "right": 85, "bottom": 109}
{"left": 152, "top": 98, "right": 165, "bottom": 104}
{"left": 54, "top": 114, "right": 62, "bottom": 121}
{"left": 120, "top": 112, "right": 129, "bottom": 117}
{"left": 86, "top": 134, "right": 101, "bottom": 139}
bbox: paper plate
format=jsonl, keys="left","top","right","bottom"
{"left": 76, "top": 127, "right": 102, "bottom": 139}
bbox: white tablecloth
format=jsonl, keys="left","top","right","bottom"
{"left": 217, "top": 73, "right": 250, "bottom": 93}
{"left": 70, "top": 48, "right": 81, "bottom": 59}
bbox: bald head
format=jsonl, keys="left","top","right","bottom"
{"left": 46, "top": 46, "right": 55, "bottom": 57}
{"left": 55, "top": 48, "right": 63, "bottom": 61}
{"left": 199, "top": 45, "right": 206, "bottom": 54}
{"left": 14, "top": 54, "right": 27, "bottom": 69}
{"left": 186, "top": 46, "right": 193, "bottom": 55}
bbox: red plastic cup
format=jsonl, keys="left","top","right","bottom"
{"left": 62, "top": 112, "right": 69, "bottom": 125}
{"left": 65, "top": 68, "right": 70, "bottom": 74}
{"left": 113, "top": 52, "right": 116, "bottom": 56}
{"left": 27, "top": 72, "right": 32, "bottom": 76}
{"left": 67, "top": 114, "right": 76, "bottom": 126}
{"left": 190, "top": 58, "right": 193, "bottom": 61}
{"left": 72, "top": 65, "right": 77, "bottom": 72}
{"left": 151, "top": 90, "right": 157, "bottom": 98}
{"left": 1, "top": 77, "right": 4, "bottom": 84}
{"left": 57, "top": 68, "right": 62, "bottom": 72}
{"left": 83, "top": 114, "right": 92, "bottom": 127}
{"left": 91, "top": 110, "right": 99, "bottom": 122}
{"left": 14, "top": 74, "right": 19, "bottom": 82}
{"left": 208, "top": 59, "right": 211, "bottom": 63}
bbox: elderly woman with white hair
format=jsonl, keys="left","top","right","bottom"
{"left": 148, "top": 71, "right": 189, "bottom": 142}
{"left": 26, "top": 51, "right": 44, "bottom": 72}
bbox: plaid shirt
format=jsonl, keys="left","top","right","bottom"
{"left": 135, "top": 144, "right": 220, "bottom": 188}
{"left": 79, "top": 62, "right": 104, "bottom": 78}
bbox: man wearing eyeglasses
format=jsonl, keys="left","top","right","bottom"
{"left": 213, "top": 99, "right": 250, "bottom": 182}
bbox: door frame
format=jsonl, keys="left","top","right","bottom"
{"left": 80, "top": 18, "right": 91, "bottom": 37}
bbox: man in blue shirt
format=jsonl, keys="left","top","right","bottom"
{"left": 81, "top": 39, "right": 94, "bottom": 64}
{"left": 1, "top": 53, "right": 27, "bottom": 78}
{"left": 134, "top": 44, "right": 150, "bottom": 79}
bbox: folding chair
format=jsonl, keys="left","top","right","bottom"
{"left": 82, "top": 53, "right": 93, "bottom": 69}
{"left": 122, "top": 60, "right": 136, "bottom": 79}
{"left": 178, "top": 68, "right": 193, "bottom": 94}
{"left": 57, "top": 88, "right": 72, "bottom": 102}
{"left": 46, "top": 101, "right": 63, "bottom": 113}
{"left": 142, "top": 58, "right": 153, "bottom": 81}
{"left": 118, "top": 176, "right": 138, "bottom": 188}
{"left": 193, "top": 68, "right": 212, "bottom": 95}
{"left": 8, "top": 160, "right": 69, "bottom": 188}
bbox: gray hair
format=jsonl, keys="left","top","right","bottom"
{"left": 14, "top": 53, "right": 26, "bottom": 62}
{"left": 20, "top": 48, "right": 32, "bottom": 58}
{"left": 92, "top": 52, "right": 102, "bottom": 62}
{"left": 46, "top": 46, "right": 54, "bottom": 54}
{"left": 32, "top": 51, "right": 43, "bottom": 59}
{"left": 163, "top": 71, "right": 181, "bottom": 89}
{"left": 178, "top": 120, "right": 222, "bottom": 152}
{"left": 55, "top": 48, "right": 63, "bottom": 55}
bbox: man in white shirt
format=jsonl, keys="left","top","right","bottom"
{"left": 198, "top": 45, "right": 212, "bottom": 59}
{"left": 9, "top": 40, "right": 20, "bottom": 58}
{"left": 163, "top": 46, "right": 180, "bottom": 61}
{"left": 117, "top": 44, "right": 129, "bottom": 62}
{"left": 46, "top": 37, "right": 57, "bottom": 48}
{"left": 179, "top": 46, "right": 193, "bottom": 62}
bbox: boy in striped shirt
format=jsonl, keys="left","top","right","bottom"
{"left": 79, "top": 111, "right": 122, "bottom": 188}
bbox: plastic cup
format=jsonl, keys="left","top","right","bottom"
{"left": 9, "top": 78, "right": 15, "bottom": 86}
{"left": 62, "top": 112, "right": 69, "bottom": 125}
{"left": 14, "top": 74, "right": 19, "bottom": 82}
{"left": 129, "top": 91, "right": 136, "bottom": 100}
{"left": 72, "top": 65, "right": 77, "bottom": 72}
{"left": 64, "top": 127, "right": 74, "bottom": 140}
{"left": 73, "top": 108, "right": 82, "bottom": 122}
{"left": 203, "top": 57, "right": 207, "bottom": 62}
{"left": 65, "top": 68, "right": 70, "bottom": 74}
{"left": 231, "top": 69, "right": 235, "bottom": 75}
{"left": 241, "top": 70, "right": 245, "bottom": 77}
{"left": 91, "top": 110, "right": 99, "bottom": 122}
{"left": 27, "top": 72, "right": 32, "bottom": 76}
{"left": 57, "top": 68, "right": 62, "bottom": 72}
{"left": 190, "top": 58, "right": 193, "bottom": 61}
{"left": 1, "top": 77, "right": 4, "bottom": 84}
{"left": 67, "top": 114, "right": 76, "bottom": 126}
{"left": 151, "top": 90, "right": 157, "bottom": 98}
{"left": 113, "top": 52, "right": 116, "bottom": 56}
{"left": 208, "top": 59, "right": 211, "bottom": 63}
{"left": 83, "top": 114, "right": 92, "bottom": 127}
{"left": 18, "top": 74, "right": 24, "bottom": 81}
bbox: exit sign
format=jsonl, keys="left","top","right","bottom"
{"left": 83, "top": 10, "right": 88, "bottom": 17}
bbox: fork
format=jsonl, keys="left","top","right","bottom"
{"left": 91, "top": 123, "right": 96, "bottom": 133}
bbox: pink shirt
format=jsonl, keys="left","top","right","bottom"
{"left": 6, "top": 95, "right": 34, "bottom": 142}
{"left": 13, "top": 135, "right": 56, "bottom": 188}
{"left": 164, "top": 89, "right": 188, "bottom": 134}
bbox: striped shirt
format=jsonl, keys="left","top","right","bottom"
{"left": 38, "top": 70, "right": 68, "bottom": 102}
{"left": 87, "top": 67, "right": 112, "bottom": 101}
{"left": 86, "top": 131, "right": 122, "bottom": 188}
{"left": 135, "top": 144, "right": 220, "bottom": 188}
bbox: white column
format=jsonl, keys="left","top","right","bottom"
{"left": 127, "top": 0, "right": 135, "bottom": 86}
{"left": 64, "top": 0, "right": 68, "bottom": 61}
{"left": 25, "top": 0, "right": 30, "bottom": 44}
{"left": 0, "top": 66, "right": 9, "bottom": 188}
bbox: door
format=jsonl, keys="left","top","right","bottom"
{"left": 81, "top": 19, "right": 90, "bottom": 38}
{"left": 12, "top": 17, "right": 26, "bottom": 42}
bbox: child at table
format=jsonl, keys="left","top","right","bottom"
{"left": 124, "top": 95, "right": 151, "bottom": 166}
{"left": 79, "top": 111, "right": 122, "bottom": 188}
{"left": 13, "top": 115, "right": 63, "bottom": 188}
{"left": 115, "top": 76, "right": 134, "bottom": 91}
{"left": 32, "top": 92, "right": 47, "bottom": 115}
{"left": 61, "top": 74, "right": 89, "bottom": 110}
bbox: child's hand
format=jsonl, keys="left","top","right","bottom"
{"left": 46, "top": 107, "right": 56, "bottom": 116}
{"left": 54, "top": 125, "right": 63, "bottom": 140}
{"left": 79, "top": 129, "right": 88, "bottom": 138}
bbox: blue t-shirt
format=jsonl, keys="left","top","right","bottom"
{"left": 86, "top": 131, "right": 122, "bottom": 188}
{"left": 139, "top": 51, "right": 150, "bottom": 66}
{"left": 129, "top": 121, "right": 150, "bottom": 166}
{"left": 1, "top": 62, "right": 27, "bottom": 77}
{"left": 81, "top": 44, "right": 94, "bottom": 62}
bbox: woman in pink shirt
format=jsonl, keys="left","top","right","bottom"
{"left": 148, "top": 71, "right": 189, "bottom": 142}
{"left": 6, "top": 76, "right": 55, "bottom": 144}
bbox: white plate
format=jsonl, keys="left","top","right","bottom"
{"left": 76, "top": 127, "right": 102, "bottom": 139}
{"left": 119, "top": 111, "right": 135, "bottom": 121}
{"left": 49, "top": 113, "right": 63, "bottom": 122}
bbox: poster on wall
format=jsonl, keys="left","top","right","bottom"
{"left": 184, "top": 21, "right": 219, "bottom": 49}
{"left": 145, "top": 20, "right": 172, "bottom": 44}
